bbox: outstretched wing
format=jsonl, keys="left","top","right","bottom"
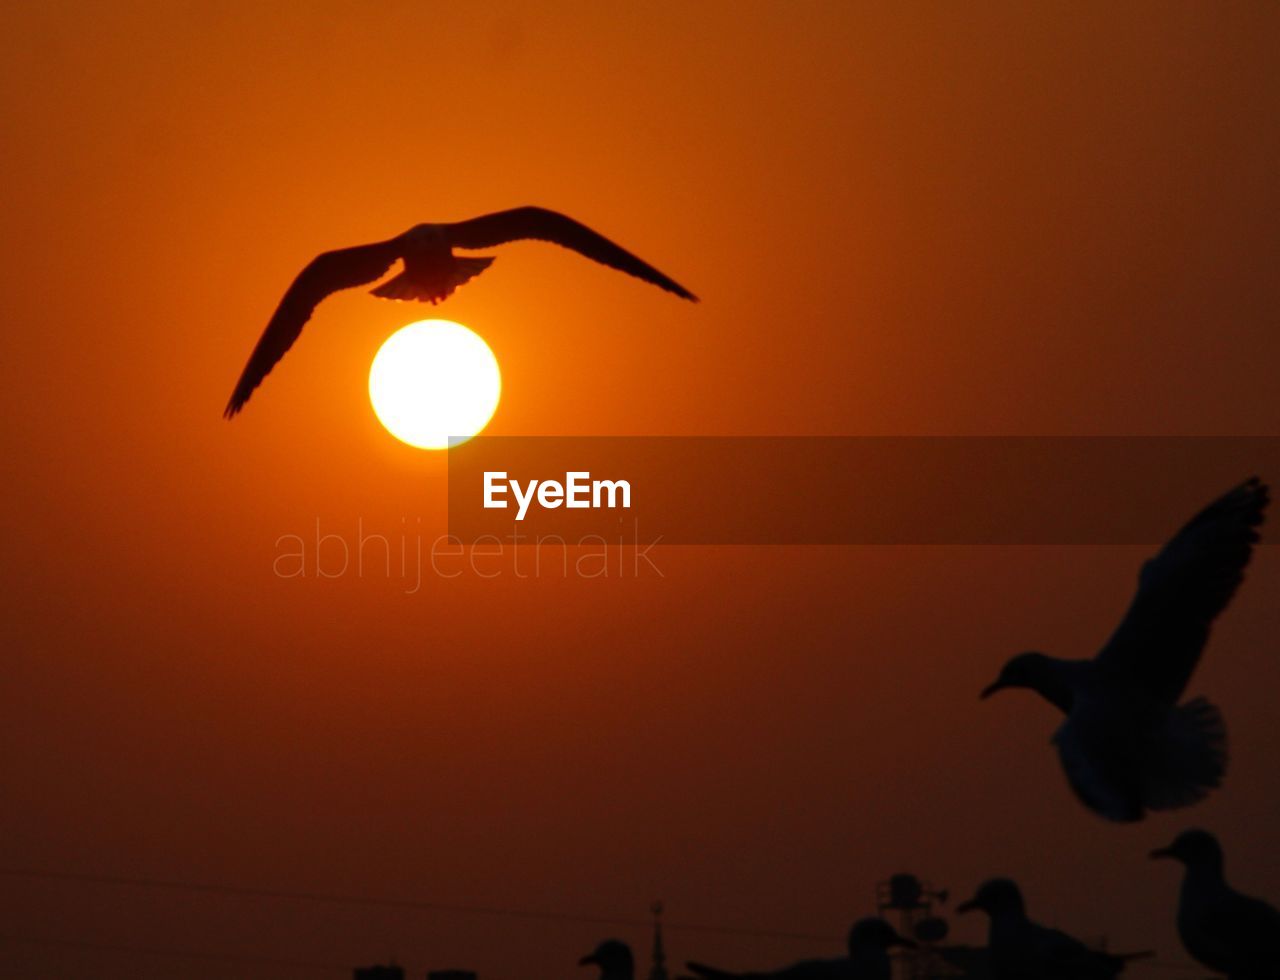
{"left": 445, "top": 206, "right": 697, "bottom": 300}
{"left": 224, "top": 240, "right": 402, "bottom": 418}
{"left": 1097, "top": 478, "right": 1269, "bottom": 702}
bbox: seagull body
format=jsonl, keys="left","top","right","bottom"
{"left": 224, "top": 207, "right": 697, "bottom": 417}
{"left": 580, "top": 940, "right": 635, "bottom": 980}
{"left": 684, "top": 918, "right": 914, "bottom": 980}
{"left": 1151, "top": 829, "right": 1280, "bottom": 980}
{"left": 958, "top": 879, "right": 1148, "bottom": 980}
{"left": 980, "top": 478, "right": 1268, "bottom": 821}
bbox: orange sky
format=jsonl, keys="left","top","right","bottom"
{"left": 2, "top": 2, "right": 1279, "bottom": 978}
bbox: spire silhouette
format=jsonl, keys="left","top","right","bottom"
{"left": 649, "top": 901, "right": 670, "bottom": 980}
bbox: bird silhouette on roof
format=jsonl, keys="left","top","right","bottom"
{"left": 581, "top": 940, "right": 636, "bottom": 980}
{"left": 958, "top": 878, "right": 1149, "bottom": 979}
{"left": 979, "top": 477, "right": 1268, "bottom": 821}
{"left": 1151, "top": 828, "right": 1280, "bottom": 980}
{"left": 224, "top": 207, "right": 697, "bottom": 417}
{"left": 683, "top": 918, "right": 915, "bottom": 980}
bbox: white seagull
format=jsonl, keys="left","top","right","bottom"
{"left": 1151, "top": 828, "right": 1280, "bottom": 980}
{"left": 980, "top": 477, "right": 1269, "bottom": 821}
{"left": 580, "top": 940, "right": 636, "bottom": 980}
{"left": 224, "top": 207, "right": 697, "bottom": 417}
{"left": 958, "top": 878, "right": 1149, "bottom": 980}
{"left": 683, "top": 918, "right": 916, "bottom": 980}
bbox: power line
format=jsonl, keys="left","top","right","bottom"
{"left": 0, "top": 867, "right": 836, "bottom": 943}
{"left": 1, "top": 868, "right": 1213, "bottom": 978}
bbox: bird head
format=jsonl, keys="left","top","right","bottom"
{"left": 1150, "top": 828, "right": 1224, "bottom": 868}
{"left": 980, "top": 652, "right": 1055, "bottom": 699}
{"left": 957, "top": 879, "right": 1025, "bottom": 918}
{"left": 848, "top": 917, "right": 917, "bottom": 953}
{"left": 580, "top": 940, "right": 634, "bottom": 979}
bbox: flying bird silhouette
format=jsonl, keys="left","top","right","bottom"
{"left": 979, "top": 477, "right": 1268, "bottom": 821}
{"left": 224, "top": 207, "right": 697, "bottom": 417}
{"left": 683, "top": 918, "right": 915, "bottom": 980}
{"left": 1151, "top": 828, "right": 1280, "bottom": 980}
{"left": 958, "top": 878, "right": 1149, "bottom": 980}
{"left": 580, "top": 940, "right": 635, "bottom": 980}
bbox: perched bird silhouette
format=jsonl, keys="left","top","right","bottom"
{"left": 580, "top": 940, "right": 635, "bottom": 980}
{"left": 224, "top": 207, "right": 697, "bottom": 417}
{"left": 979, "top": 477, "right": 1268, "bottom": 821}
{"left": 683, "top": 918, "right": 915, "bottom": 980}
{"left": 1151, "top": 828, "right": 1280, "bottom": 980}
{"left": 958, "top": 878, "right": 1149, "bottom": 980}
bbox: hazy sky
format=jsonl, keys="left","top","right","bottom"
{"left": 2, "top": 2, "right": 1279, "bottom": 978}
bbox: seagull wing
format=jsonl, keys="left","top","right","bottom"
{"left": 1029, "top": 923, "right": 1134, "bottom": 979}
{"left": 224, "top": 240, "right": 402, "bottom": 418}
{"left": 1097, "top": 478, "right": 1269, "bottom": 702}
{"left": 444, "top": 206, "right": 697, "bottom": 300}
{"left": 1028, "top": 921, "right": 1092, "bottom": 961}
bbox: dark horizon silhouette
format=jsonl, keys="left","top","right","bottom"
{"left": 683, "top": 918, "right": 915, "bottom": 980}
{"left": 7, "top": 855, "right": 1278, "bottom": 977}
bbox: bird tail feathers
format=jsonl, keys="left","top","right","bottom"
{"left": 369, "top": 256, "right": 494, "bottom": 303}
{"left": 1143, "top": 697, "right": 1227, "bottom": 811}
{"left": 454, "top": 255, "right": 496, "bottom": 283}
{"left": 369, "top": 272, "right": 426, "bottom": 301}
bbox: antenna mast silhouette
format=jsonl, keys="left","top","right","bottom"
{"left": 648, "top": 901, "right": 669, "bottom": 980}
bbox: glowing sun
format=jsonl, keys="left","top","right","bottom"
{"left": 368, "top": 320, "right": 501, "bottom": 450}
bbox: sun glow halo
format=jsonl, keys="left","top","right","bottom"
{"left": 368, "top": 320, "right": 501, "bottom": 450}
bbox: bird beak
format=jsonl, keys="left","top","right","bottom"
{"left": 980, "top": 681, "right": 1005, "bottom": 699}
{"left": 956, "top": 899, "right": 978, "bottom": 914}
{"left": 1149, "top": 846, "right": 1174, "bottom": 860}
{"left": 579, "top": 956, "right": 599, "bottom": 967}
